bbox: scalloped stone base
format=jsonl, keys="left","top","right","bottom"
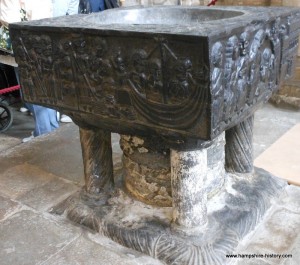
{"left": 51, "top": 167, "right": 286, "bottom": 265}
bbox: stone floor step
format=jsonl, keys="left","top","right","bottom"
{"left": 254, "top": 123, "right": 300, "bottom": 186}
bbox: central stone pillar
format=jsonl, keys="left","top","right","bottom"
{"left": 120, "top": 134, "right": 172, "bottom": 206}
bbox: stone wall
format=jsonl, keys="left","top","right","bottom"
{"left": 282, "top": 0, "right": 300, "bottom": 56}
{"left": 283, "top": 0, "right": 300, "bottom": 6}
{"left": 272, "top": 0, "right": 300, "bottom": 109}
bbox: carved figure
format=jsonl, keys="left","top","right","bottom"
{"left": 29, "top": 35, "right": 54, "bottom": 99}
{"left": 146, "top": 58, "right": 163, "bottom": 102}
{"left": 130, "top": 49, "right": 148, "bottom": 95}
{"left": 112, "top": 51, "right": 127, "bottom": 86}
{"left": 224, "top": 36, "right": 239, "bottom": 122}
{"left": 14, "top": 43, "right": 35, "bottom": 98}
{"left": 260, "top": 48, "right": 273, "bottom": 84}
{"left": 88, "top": 37, "right": 111, "bottom": 90}
{"left": 247, "top": 29, "right": 265, "bottom": 103}
{"left": 52, "top": 39, "right": 76, "bottom": 104}
{"left": 148, "top": 58, "right": 162, "bottom": 92}
{"left": 57, "top": 55, "right": 74, "bottom": 98}
{"left": 268, "top": 18, "right": 281, "bottom": 85}
{"left": 236, "top": 31, "right": 251, "bottom": 112}
{"left": 168, "top": 58, "right": 193, "bottom": 99}
{"left": 239, "top": 31, "right": 250, "bottom": 57}
{"left": 69, "top": 37, "right": 95, "bottom": 97}
{"left": 211, "top": 42, "right": 224, "bottom": 129}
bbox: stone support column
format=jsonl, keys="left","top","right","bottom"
{"left": 225, "top": 115, "right": 254, "bottom": 173}
{"left": 170, "top": 147, "right": 208, "bottom": 234}
{"left": 79, "top": 128, "right": 114, "bottom": 194}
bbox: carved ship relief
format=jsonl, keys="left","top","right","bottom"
{"left": 127, "top": 39, "right": 209, "bottom": 129}
{"left": 15, "top": 33, "right": 211, "bottom": 132}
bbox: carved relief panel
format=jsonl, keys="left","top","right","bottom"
{"left": 13, "top": 32, "right": 210, "bottom": 138}
{"left": 210, "top": 15, "right": 300, "bottom": 136}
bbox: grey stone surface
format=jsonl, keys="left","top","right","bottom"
{"left": 17, "top": 177, "right": 79, "bottom": 212}
{"left": 0, "top": 163, "right": 57, "bottom": 199}
{"left": 0, "top": 135, "right": 21, "bottom": 152}
{"left": 0, "top": 194, "right": 20, "bottom": 221}
{"left": 244, "top": 208, "right": 300, "bottom": 253}
{"left": 276, "top": 185, "right": 300, "bottom": 213}
{"left": 235, "top": 185, "right": 300, "bottom": 265}
{"left": 271, "top": 58, "right": 300, "bottom": 110}
{"left": 282, "top": 236, "right": 300, "bottom": 265}
{"left": 0, "top": 124, "right": 84, "bottom": 184}
{"left": 43, "top": 231, "right": 163, "bottom": 265}
{"left": 0, "top": 210, "right": 81, "bottom": 265}
{"left": 24, "top": 125, "right": 84, "bottom": 185}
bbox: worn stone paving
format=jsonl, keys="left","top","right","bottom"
{"left": 0, "top": 104, "right": 300, "bottom": 265}
{"left": 235, "top": 185, "right": 300, "bottom": 265}
{"left": 0, "top": 124, "right": 163, "bottom": 265}
{"left": 0, "top": 135, "right": 21, "bottom": 153}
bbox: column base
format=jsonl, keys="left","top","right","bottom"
{"left": 51, "top": 167, "right": 286, "bottom": 265}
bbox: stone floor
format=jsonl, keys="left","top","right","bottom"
{"left": 0, "top": 102, "right": 300, "bottom": 265}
